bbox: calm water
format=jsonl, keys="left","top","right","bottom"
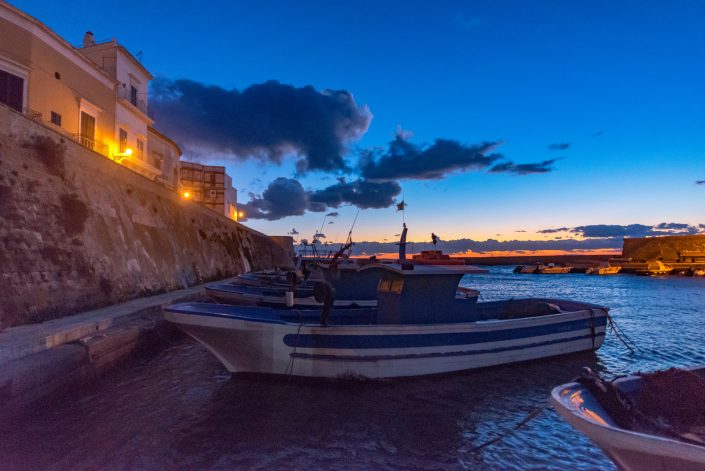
{"left": 2, "top": 267, "right": 705, "bottom": 470}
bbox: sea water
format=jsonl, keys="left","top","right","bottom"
{"left": 2, "top": 266, "right": 704, "bottom": 470}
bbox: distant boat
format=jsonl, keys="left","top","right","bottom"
{"left": 586, "top": 264, "right": 621, "bottom": 275}
{"left": 636, "top": 261, "right": 671, "bottom": 276}
{"left": 515, "top": 263, "right": 573, "bottom": 274}
{"left": 552, "top": 367, "right": 705, "bottom": 470}
{"left": 694, "top": 269, "right": 705, "bottom": 277}
{"left": 165, "top": 264, "right": 608, "bottom": 379}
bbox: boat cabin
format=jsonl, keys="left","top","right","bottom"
{"left": 362, "top": 264, "right": 487, "bottom": 324}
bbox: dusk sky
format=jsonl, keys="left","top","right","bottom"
{"left": 14, "top": 0, "right": 705, "bottom": 253}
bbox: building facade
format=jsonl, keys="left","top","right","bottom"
{"left": 179, "top": 161, "right": 238, "bottom": 220}
{"left": 0, "top": 2, "right": 180, "bottom": 186}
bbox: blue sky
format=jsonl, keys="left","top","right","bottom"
{"left": 13, "top": 0, "right": 705, "bottom": 247}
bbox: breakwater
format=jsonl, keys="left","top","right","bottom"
{"left": 0, "top": 106, "right": 291, "bottom": 328}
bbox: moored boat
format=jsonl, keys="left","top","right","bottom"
{"left": 551, "top": 367, "right": 705, "bottom": 470}
{"left": 586, "top": 264, "right": 621, "bottom": 275}
{"left": 515, "top": 263, "right": 573, "bottom": 274}
{"left": 165, "top": 264, "right": 608, "bottom": 379}
{"left": 636, "top": 260, "right": 671, "bottom": 276}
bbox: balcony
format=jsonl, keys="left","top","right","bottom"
{"left": 117, "top": 87, "right": 149, "bottom": 116}
{"left": 73, "top": 134, "right": 109, "bottom": 157}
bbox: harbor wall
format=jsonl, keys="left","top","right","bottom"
{"left": 0, "top": 106, "right": 292, "bottom": 328}
{"left": 622, "top": 235, "right": 705, "bottom": 261}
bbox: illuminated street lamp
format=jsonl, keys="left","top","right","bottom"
{"left": 238, "top": 211, "right": 245, "bottom": 219}
{"left": 183, "top": 191, "right": 191, "bottom": 199}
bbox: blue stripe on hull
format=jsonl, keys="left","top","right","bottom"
{"left": 283, "top": 317, "right": 606, "bottom": 349}
{"left": 290, "top": 333, "right": 605, "bottom": 362}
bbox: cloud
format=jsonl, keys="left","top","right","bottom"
{"left": 548, "top": 143, "right": 571, "bottom": 151}
{"left": 571, "top": 223, "right": 703, "bottom": 239}
{"left": 150, "top": 78, "right": 372, "bottom": 174}
{"left": 310, "top": 178, "right": 401, "bottom": 209}
{"left": 326, "top": 211, "right": 339, "bottom": 217}
{"left": 359, "top": 134, "right": 503, "bottom": 180}
{"left": 238, "top": 177, "right": 310, "bottom": 220}
{"left": 240, "top": 177, "right": 401, "bottom": 220}
{"left": 514, "top": 230, "right": 527, "bottom": 232}
{"left": 696, "top": 180, "right": 705, "bottom": 185}
{"left": 592, "top": 131, "right": 604, "bottom": 138}
{"left": 488, "top": 159, "right": 558, "bottom": 175}
{"left": 538, "top": 227, "right": 569, "bottom": 234}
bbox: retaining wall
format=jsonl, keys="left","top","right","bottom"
{"left": 0, "top": 106, "right": 291, "bottom": 327}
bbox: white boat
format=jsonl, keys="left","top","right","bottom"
{"left": 165, "top": 264, "right": 608, "bottom": 379}
{"left": 636, "top": 261, "right": 671, "bottom": 276}
{"left": 586, "top": 264, "right": 621, "bottom": 275}
{"left": 551, "top": 367, "right": 705, "bottom": 470}
{"left": 515, "top": 263, "right": 573, "bottom": 274}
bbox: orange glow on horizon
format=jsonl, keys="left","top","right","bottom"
{"left": 350, "top": 248, "right": 621, "bottom": 259}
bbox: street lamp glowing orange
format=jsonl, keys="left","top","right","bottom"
{"left": 183, "top": 191, "right": 191, "bottom": 199}
{"left": 238, "top": 211, "right": 245, "bottom": 219}
{"left": 124, "top": 147, "right": 133, "bottom": 156}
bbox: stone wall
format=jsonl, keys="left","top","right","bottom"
{"left": 0, "top": 106, "right": 292, "bottom": 327}
{"left": 622, "top": 234, "right": 705, "bottom": 261}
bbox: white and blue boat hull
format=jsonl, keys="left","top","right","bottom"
{"left": 164, "top": 304, "right": 607, "bottom": 379}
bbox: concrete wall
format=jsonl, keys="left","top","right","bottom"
{"left": 0, "top": 106, "right": 292, "bottom": 328}
{"left": 622, "top": 235, "right": 705, "bottom": 261}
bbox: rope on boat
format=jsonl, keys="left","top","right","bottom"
{"left": 604, "top": 310, "right": 640, "bottom": 353}
{"left": 467, "top": 404, "right": 547, "bottom": 452}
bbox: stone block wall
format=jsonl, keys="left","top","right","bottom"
{"left": 0, "top": 106, "right": 292, "bottom": 327}
{"left": 622, "top": 234, "right": 705, "bottom": 261}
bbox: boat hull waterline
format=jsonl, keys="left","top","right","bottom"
{"left": 164, "top": 304, "right": 607, "bottom": 379}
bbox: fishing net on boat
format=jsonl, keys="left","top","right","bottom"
{"left": 576, "top": 367, "right": 705, "bottom": 446}
{"left": 633, "top": 368, "right": 705, "bottom": 444}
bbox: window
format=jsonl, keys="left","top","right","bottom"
{"left": 0, "top": 69, "right": 24, "bottom": 112}
{"left": 152, "top": 151, "right": 163, "bottom": 170}
{"left": 130, "top": 85, "right": 138, "bottom": 106}
{"left": 80, "top": 111, "right": 96, "bottom": 149}
{"left": 136, "top": 139, "right": 144, "bottom": 160}
{"left": 119, "top": 128, "right": 127, "bottom": 153}
{"left": 50, "top": 111, "right": 61, "bottom": 127}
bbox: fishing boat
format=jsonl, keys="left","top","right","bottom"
{"left": 515, "top": 263, "right": 573, "bottom": 274}
{"left": 635, "top": 260, "right": 671, "bottom": 276}
{"left": 586, "top": 264, "right": 621, "bottom": 275}
{"left": 206, "top": 263, "right": 481, "bottom": 307}
{"left": 164, "top": 264, "right": 608, "bottom": 379}
{"left": 551, "top": 367, "right": 705, "bottom": 470}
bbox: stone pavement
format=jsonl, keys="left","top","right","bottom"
{"left": 0, "top": 277, "right": 236, "bottom": 418}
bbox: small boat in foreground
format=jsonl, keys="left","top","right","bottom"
{"left": 552, "top": 366, "right": 705, "bottom": 470}
{"left": 165, "top": 264, "right": 608, "bottom": 379}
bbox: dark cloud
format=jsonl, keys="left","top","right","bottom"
{"left": 238, "top": 177, "right": 309, "bottom": 221}
{"left": 548, "top": 143, "right": 571, "bottom": 151}
{"left": 655, "top": 222, "right": 690, "bottom": 230}
{"left": 538, "top": 227, "right": 568, "bottom": 234}
{"left": 326, "top": 211, "right": 339, "bottom": 217}
{"left": 240, "top": 177, "right": 401, "bottom": 220}
{"left": 696, "top": 180, "right": 705, "bottom": 185}
{"left": 150, "top": 78, "right": 371, "bottom": 173}
{"left": 488, "top": 159, "right": 558, "bottom": 175}
{"left": 572, "top": 223, "right": 703, "bottom": 239}
{"left": 310, "top": 178, "right": 401, "bottom": 209}
{"left": 592, "top": 131, "right": 604, "bottom": 138}
{"left": 514, "top": 230, "right": 527, "bottom": 232}
{"left": 359, "top": 135, "right": 503, "bottom": 181}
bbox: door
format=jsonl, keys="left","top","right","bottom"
{"left": 0, "top": 69, "right": 24, "bottom": 112}
{"left": 80, "top": 111, "right": 96, "bottom": 149}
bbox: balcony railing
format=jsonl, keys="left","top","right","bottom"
{"left": 72, "top": 134, "right": 109, "bottom": 157}
{"left": 117, "top": 87, "right": 149, "bottom": 115}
